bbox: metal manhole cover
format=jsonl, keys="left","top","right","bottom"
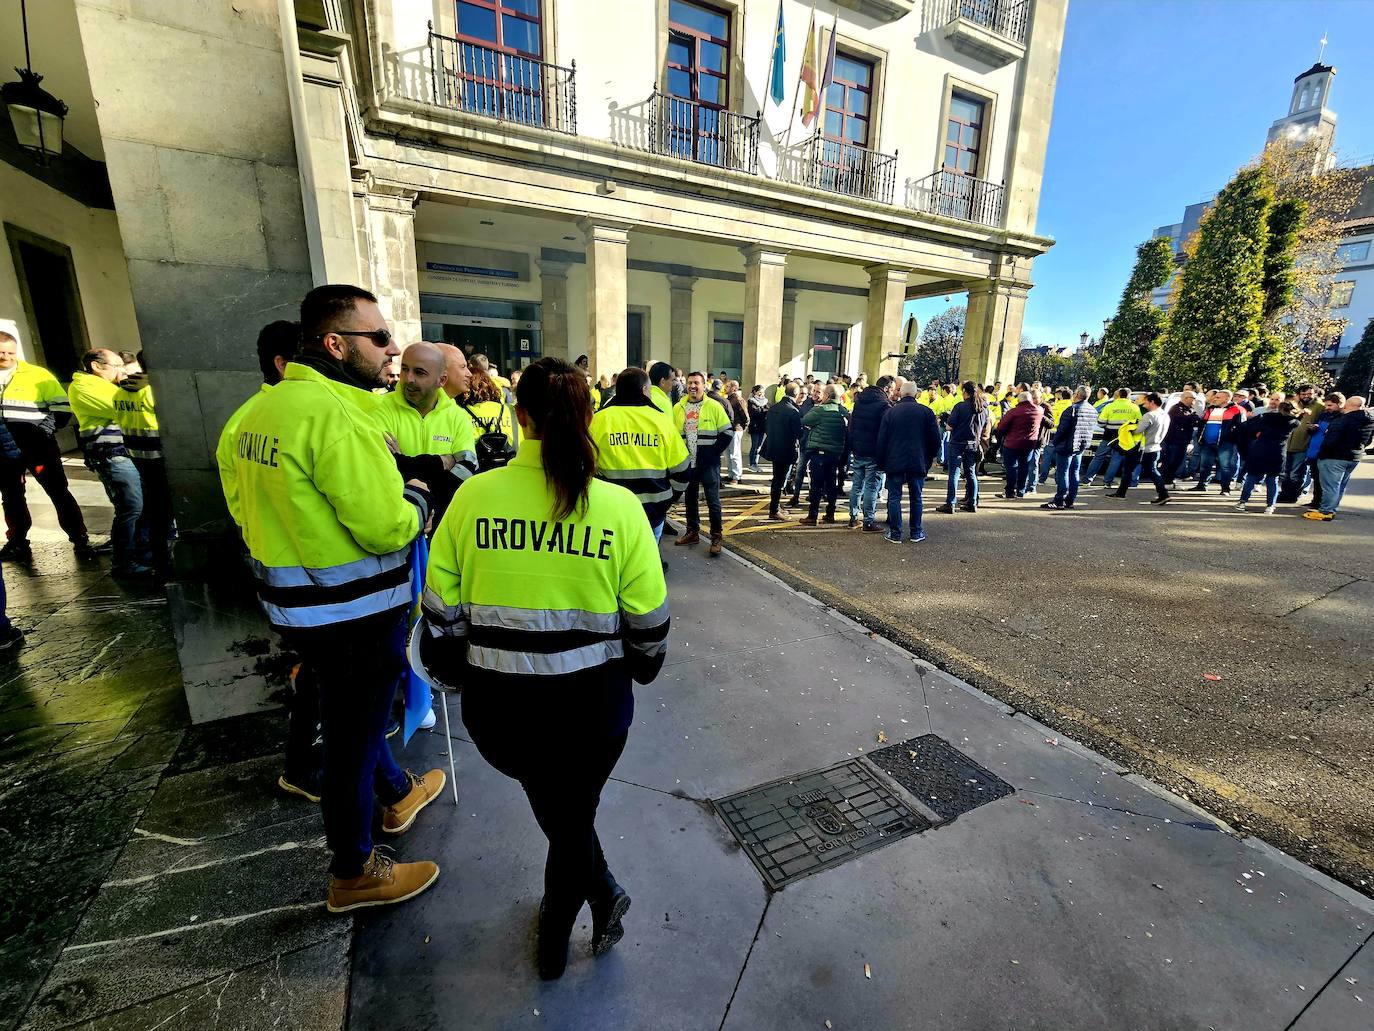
{"left": 868, "top": 734, "right": 1014, "bottom": 822}
{"left": 713, "top": 760, "right": 929, "bottom": 890}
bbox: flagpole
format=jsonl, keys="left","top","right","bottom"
{"left": 783, "top": 0, "right": 818, "bottom": 150}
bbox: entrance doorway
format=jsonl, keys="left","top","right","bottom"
{"left": 811, "top": 326, "right": 847, "bottom": 381}
{"left": 420, "top": 294, "right": 541, "bottom": 375}
{"left": 5, "top": 225, "right": 89, "bottom": 382}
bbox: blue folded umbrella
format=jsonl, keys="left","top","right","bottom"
{"left": 402, "top": 535, "right": 434, "bottom": 745}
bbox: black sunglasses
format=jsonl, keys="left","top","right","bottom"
{"left": 325, "top": 329, "right": 393, "bottom": 348}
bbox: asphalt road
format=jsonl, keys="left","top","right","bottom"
{"left": 714, "top": 454, "right": 1374, "bottom": 894}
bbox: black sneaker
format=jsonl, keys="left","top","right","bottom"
{"left": 1151, "top": 495, "right": 1171, "bottom": 505}
{"left": 935, "top": 503, "right": 954, "bottom": 514}
{"left": 0, "top": 624, "right": 24, "bottom": 652}
{"left": 0, "top": 539, "right": 31, "bottom": 561}
{"left": 72, "top": 540, "right": 100, "bottom": 560}
{"left": 661, "top": 523, "right": 678, "bottom": 537}
{"left": 1189, "top": 485, "right": 1207, "bottom": 492}
{"left": 862, "top": 522, "right": 884, "bottom": 533}
{"left": 1040, "top": 501, "right": 1064, "bottom": 509}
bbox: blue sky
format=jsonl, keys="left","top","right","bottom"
{"left": 903, "top": 0, "right": 1374, "bottom": 349}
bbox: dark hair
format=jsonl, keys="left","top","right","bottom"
{"left": 0, "top": 330, "right": 15, "bottom": 345}
{"left": 300, "top": 284, "right": 377, "bottom": 342}
{"left": 256, "top": 321, "right": 300, "bottom": 384}
{"left": 1296, "top": 382, "right": 1315, "bottom": 393}
{"left": 875, "top": 375, "right": 894, "bottom": 391}
{"left": 516, "top": 357, "right": 595, "bottom": 520}
{"left": 616, "top": 367, "right": 650, "bottom": 398}
{"left": 1278, "top": 400, "right": 1298, "bottom": 415}
{"left": 80, "top": 350, "right": 105, "bottom": 374}
{"left": 119, "top": 350, "right": 139, "bottom": 366}
{"left": 1324, "top": 391, "right": 1345, "bottom": 404}
{"left": 467, "top": 366, "right": 502, "bottom": 404}
{"left": 1145, "top": 391, "right": 1163, "bottom": 407}
{"left": 687, "top": 370, "right": 706, "bottom": 382}
{"left": 649, "top": 361, "right": 673, "bottom": 385}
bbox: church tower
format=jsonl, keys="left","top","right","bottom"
{"left": 1266, "top": 61, "right": 1337, "bottom": 165}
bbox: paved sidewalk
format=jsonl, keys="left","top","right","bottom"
{"left": 350, "top": 539, "right": 1373, "bottom": 1031}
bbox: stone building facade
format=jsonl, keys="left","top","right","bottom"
{"left": 0, "top": 0, "right": 1065, "bottom": 717}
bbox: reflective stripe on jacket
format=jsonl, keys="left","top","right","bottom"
{"left": 220, "top": 361, "right": 424, "bottom": 630}
{"left": 0, "top": 362, "right": 69, "bottom": 436}
{"left": 420, "top": 438, "right": 669, "bottom": 684}
{"left": 672, "top": 395, "right": 734, "bottom": 464}
{"left": 591, "top": 398, "right": 690, "bottom": 526}
{"left": 68, "top": 372, "right": 127, "bottom": 459}
{"left": 114, "top": 382, "right": 162, "bottom": 461}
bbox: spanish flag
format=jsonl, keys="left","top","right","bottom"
{"left": 799, "top": 11, "right": 819, "bottom": 126}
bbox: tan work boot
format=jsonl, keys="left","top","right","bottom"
{"left": 326, "top": 848, "right": 439, "bottom": 913}
{"left": 674, "top": 529, "right": 701, "bottom": 546}
{"left": 382, "top": 769, "right": 446, "bottom": 835}
{"left": 708, "top": 534, "right": 722, "bottom": 557}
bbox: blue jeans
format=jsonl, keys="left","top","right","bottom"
{"left": 946, "top": 445, "right": 979, "bottom": 506}
{"left": 1002, "top": 447, "right": 1032, "bottom": 494}
{"left": 281, "top": 606, "right": 411, "bottom": 878}
{"left": 848, "top": 456, "right": 882, "bottom": 523}
{"left": 1025, "top": 447, "right": 1044, "bottom": 492}
{"left": 1282, "top": 451, "right": 1311, "bottom": 494}
{"left": 1039, "top": 447, "right": 1060, "bottom": 481}
{"left": 1196, "top": 442, "right": 1238, "bottom": 490}
{"left": 92, "top": 455, "right": 149, "bottom": 573}
{"left": 939, "top": 431, "right": 950, "bottom": 467}
{"left": 1052, "top": 451, "right": 1083, "bottom": 506}
{"left": 1317, "top": 458, "right": 1358, "bottom": 515}
{"left": 748, "top": 432, "right": 765, "bottom": 467}
{"left": 886, "top": 473, "right": 925, "bottom": 539}
{"left": 1085, "top": 442, "right": 1115, "bottom": 482}
{"left": 1240, "top": 473, "right": 1278, "bottom": 507}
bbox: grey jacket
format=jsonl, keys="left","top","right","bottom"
{"left": 1137, "top": 409, "right": 1170, "bottom": 453}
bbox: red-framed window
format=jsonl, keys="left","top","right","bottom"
{"left": 823, "top": 53, "right": 873, "bottom": 148}
{"left": 943, "top": 92, "right": 985, "bottom": 175}
{"left": 454, "top": 0, "right": 543, "bottom": 57}
{"left": 666, "top": 0, "right": 730, "bottom": 108}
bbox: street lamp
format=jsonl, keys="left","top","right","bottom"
{"left": 1079, "top": 332, "right": 1090, "bottom": 348}
{"left": 3, "top": 0, "right": 67, "bottom": 161}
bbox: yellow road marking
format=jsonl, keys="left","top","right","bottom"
{"left": 721, "top": 497, "right": 771, "bottom": 534}
{"left": 727, "top": 538, "right": 1374, "bottom": 875}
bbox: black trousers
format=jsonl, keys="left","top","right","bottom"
{"left": 807, "top": 453, "right": 841, "bottom": 519}
{"left": 464, "top": 692, "right": 628, "bottom": 927}
{"left": 769, "top": 458, "right": 793, "bottom": 514}
{"left": 133, "top": 458, "right": 174, "bottom": 573}
{"left": 1115, "top": 449, "right": 1168, "bottom": 499}
{"left": 0, "top": 433, "right": 88, "bottom": 543}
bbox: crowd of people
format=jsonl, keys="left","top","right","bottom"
{"left": 3, "top": 280, "right": 1369, "bottom": 981}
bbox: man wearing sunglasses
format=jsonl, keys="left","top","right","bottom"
{"left": 221, "top": 284, "right": 444, "bottom": 914}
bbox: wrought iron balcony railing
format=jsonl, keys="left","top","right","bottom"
{"left": 646, "top": 90, "right": 760, "bottom": 174}
{"left": 907, "top": 169, "right": 1005, "bottom": 228}
{"left": 428, "top": 30, "right": 576, "bottom": 135}
{"left": 779, "top": 133, "right": 899, "bottom": 205}
{"left": 934, "top": 0, "right": 1031, "bottom": 46}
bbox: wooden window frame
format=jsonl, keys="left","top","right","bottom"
{"left": 933, "top": 75, "right": 998, "bottom": 179}
{"left": 666, "top": 0, "right": 731, "bottom": 111}
{"left": 452, "top": 0, "right": 545, "bottom": 58}
{"left": 823, "top": 52, "right": 875, "bottom": 150}
{"left": 656, "top": 0, "right": 744, "bottom": 112}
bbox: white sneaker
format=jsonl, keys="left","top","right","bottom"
{"left": 419, "top": 707, "right": 437, "bottom": 731}
{"left": 1263, "top": 505, "right": 1276, "bottom": 515}
{"left": 1232, "top": 502, "right": 1246, "bottom": 512}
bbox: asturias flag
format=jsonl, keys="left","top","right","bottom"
{"left": 767, "top": 1, "right": 786, "bottom": 106}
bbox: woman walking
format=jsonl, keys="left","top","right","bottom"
{"left": 416, "top": 357, "right": 670, "bottom": 979}
{"left": 1235, "top": 400, "right": 1301, "bottom": 514}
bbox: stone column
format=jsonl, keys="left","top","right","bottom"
{"left": 538, "top": 258, "right": 572, "bottom": 360}
{"left": 862, "top": 265, "right": 909, "bottom": 380}
{"left": 960, "top": 279, "right": 1031, "bottom": 386}
{"left": 1002, "top": 0, "right": 1069, "bottom": 235}
{"left": 299, "top": 30, "right": 362, "bottom": 282}
{"left": 780, "top": 287, "right": 800, "bottom": 377}
{"left": 667, "top": 274, "right": 696, "bottom": 373}
{"left": 579, "top": 219, "right": 630, "bottom": 378}
{"left": 364, "top": 186, "right": 421, "bottom": 345}
{"left": 742, "top": 245, "right": 787, "bottom": 388}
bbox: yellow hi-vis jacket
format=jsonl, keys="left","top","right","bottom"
{"left": 216, "top": 384, "right": 272, "bottom": 528}
{"left": 590, "top": 397, "right": 691, "bottom": 527}
{"left": 0, "top": 361, "right": 70, "bottom": 438}
{"left": 417, "top": 438, "right": 669, "bottom": 689}
{"left": 650, "top": 384, "right": 675, "bottom": 421}
{"left": 672, "top": 395, "right": 734, "bottom": 468}
{"left": 68, "top": 372, "right": 127, "bottom": 460}
{"left": 372, "top": 387, "right": 479, "bottom": 481}
{"left": 113, "top": 381, "right": 161, "bottom": 461}
{"left": 221, "top": 360, "right": 425, "bottom": 631}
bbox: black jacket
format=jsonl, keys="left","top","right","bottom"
{"left": 1318, "top": 408, "right": 1374, "bottom": 461}
{"left": 847, "top": 385, "right": 891, "bottom": 458}
{"left": 875, "top": 398, "right": 941, "bottom": 477}
{"left": 1052, "top": 400, "right": 1099, "bottom": 454}
{"left": 1241, "top": 412, "right": 1300, "bottom": 477}
{"left": 747, "top": 394, "right": 769, "bottom": 434}
{"left": 762, "top": 398, "right": 803, "bottom": 463}
{"left": 947, "top": 399, "right": 989, "bottom": 447}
